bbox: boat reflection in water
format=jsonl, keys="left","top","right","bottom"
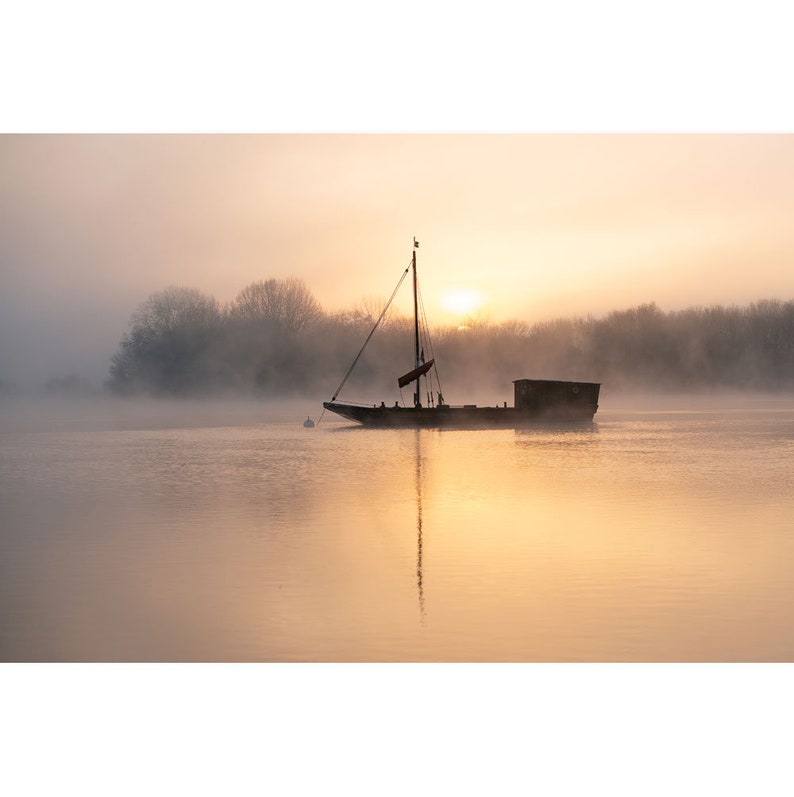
{"left": 407, "top": 421, "right": 602, "bottom": 630}
{"left": 322, "top": 238, "right": 600, "bottom": 428}
{"left": 414, "top": 429, "right": 425, "bottom": 624}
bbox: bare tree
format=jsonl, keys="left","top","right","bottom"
{"left": 130, "top": 286, "right": 221, "bottom": 339}
{"left": 230, "top": 277, "right": 321, "bottom": 334}
{"left": 107, "top": 286, "right": 221, "bottom": 395}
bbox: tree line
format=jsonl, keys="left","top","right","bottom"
{"left": 106, "top": 279, "right": 794, "bottom": 398}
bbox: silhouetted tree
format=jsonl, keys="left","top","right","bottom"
{"left": 221, "top": 278, "right": 323, "bottom": 394}
{"left": 107, "top": 286, "right": 221, "bottom": 395}
{"left": 108, "top": 279, "right": 794, "bottom": 397}
{"left": 230, "top": 277, "right": 321, "bottom": 333}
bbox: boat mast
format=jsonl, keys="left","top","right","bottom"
{"left": 412, "top": 237, "right": 421, "bottom": 407}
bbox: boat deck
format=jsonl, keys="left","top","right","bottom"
{"left": 322, "top": 401, "right": 598, "bottom": 427}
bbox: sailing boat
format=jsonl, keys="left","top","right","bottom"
{"left": 322, "top": 239, "right": 600, "bottom": 427}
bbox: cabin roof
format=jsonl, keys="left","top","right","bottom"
{"left": 513, "top": 378, "right": 601, "bottom": 387}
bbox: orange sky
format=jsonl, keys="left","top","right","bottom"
{"left": 1, "top": 134, "right": 793, "bottom": 382}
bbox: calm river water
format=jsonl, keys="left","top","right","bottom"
{"left": 2, "top": 395, "right": 794, "bottom": 661}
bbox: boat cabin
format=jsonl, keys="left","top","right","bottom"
{"left": 513, "top": 379, "right": 601, "bottom": 413}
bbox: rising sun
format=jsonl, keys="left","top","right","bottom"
{"left": 440, "top": 288, "right": 486, "bottom": 317}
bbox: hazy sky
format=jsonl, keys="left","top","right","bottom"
{"left": 2, "top": 134, "right": 793, "bottom": 386}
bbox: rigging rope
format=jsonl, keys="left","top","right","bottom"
{"left": 417, "top": 281, "right": 444, "bottom": 403}
{"left": 317, "top": 263, "right": 411, "bottom": 425}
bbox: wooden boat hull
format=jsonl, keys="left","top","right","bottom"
{"left": 323, "top": 383, "right": 599, "bottom": 428}
{"left": 322, "top": 402, "right": 598, "bottom": 427}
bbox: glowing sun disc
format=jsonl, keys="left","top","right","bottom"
{"left": 440, "top": 288, "right": 485, "bottom": 316}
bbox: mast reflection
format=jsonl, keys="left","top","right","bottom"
{"left": 415, "top": 429, "right": 426, "bottom": 624}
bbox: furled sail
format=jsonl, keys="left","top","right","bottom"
{"left": 397, "top": 359, "right": 434, "bottom": 388}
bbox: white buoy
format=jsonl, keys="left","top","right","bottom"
{"left": 303, "top": 417, "right": 315, "bottom": 428}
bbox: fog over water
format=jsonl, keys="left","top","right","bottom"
{"left": 2, "top": 134, "right": 794, "bottom": 392}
